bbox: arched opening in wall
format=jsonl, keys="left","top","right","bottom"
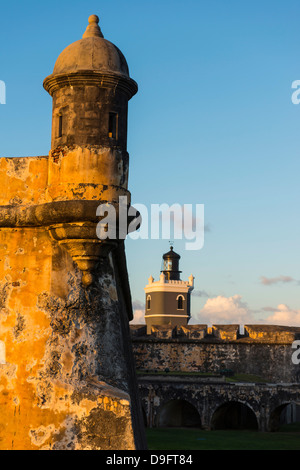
{"left": 156, "top": 400, "right": 201, "bottom": 428}
{"left": 176, "top": 295, "right": 184, "bottom": 310}
{"left": 211, "top": 401, "right": 258, "bottom": 431}
{"left": 269, "top": 402, "right": 300, "bottom": 432}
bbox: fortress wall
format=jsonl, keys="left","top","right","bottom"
{"left": 131, "top": 324, "right": 300, "bottom": 383}
{"left": 0, "top": 157, "right": 48, "bottom": 206}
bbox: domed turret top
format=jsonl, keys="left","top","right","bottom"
{"left": 50, "top": 14, "right": 130, "bottom": 77}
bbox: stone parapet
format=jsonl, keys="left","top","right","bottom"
{"left": 131, "top": 323, "right": 300, "bottom": 344}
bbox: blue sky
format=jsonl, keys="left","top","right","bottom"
{"left": 0, "top": 0, "right": 299, "bottom": 325}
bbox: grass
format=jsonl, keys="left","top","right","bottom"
{"left": 146, "top": 425, "right": 300, "bottom": 450}
{"left": 225, "top": 373, "right": 267, "bottom": 383}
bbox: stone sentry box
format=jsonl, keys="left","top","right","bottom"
{"left": 0, "top": 16, "right": 147, "bottom": 450}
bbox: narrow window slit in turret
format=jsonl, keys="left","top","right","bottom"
{"left": 108, "top": 112, "right": 118, "bottom": 139}
{"left": 58, "top": 114, "right": 63, "bottom": 138}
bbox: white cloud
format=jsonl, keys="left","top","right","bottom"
{"left": 131, "top": 309, "right": 145, "bottom": 324}
{"left": 191, "top": 294, "right": 253, "bottom": 325}
{"left": 131, "top": 300, "right": 145, "bottom": 324}
{"left": 130, "top": 295, "right": 300, "bottom": 328}
{"left": 263, "top": 304, "right": 300, "bottom": 327}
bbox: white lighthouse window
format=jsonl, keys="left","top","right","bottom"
{"left": 164, "top": 260, "right": 172, "bottom": 271}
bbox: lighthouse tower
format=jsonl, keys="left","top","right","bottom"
{"left": 144, "top": 247, "right": 194, "bottom": 334}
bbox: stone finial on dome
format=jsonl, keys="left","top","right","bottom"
{"left": 82, "top": 15, "right": 104, "bottom": 39}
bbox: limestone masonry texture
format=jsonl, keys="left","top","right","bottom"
{"left": 131, "top": 324, "right": 300, "bottom": 382}
{"left": 130, "top": 324, "right": 300, "bottom": 431}
{"left": 0, "top": 15, "right": 146, "bottom": 450}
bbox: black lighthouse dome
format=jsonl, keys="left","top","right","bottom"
{"left": 161, "top": 246, "right": 182, "bottom": 281}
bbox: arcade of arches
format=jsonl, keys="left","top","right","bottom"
{"left": 138, "top": 379, "right": 300, "bottom": 432}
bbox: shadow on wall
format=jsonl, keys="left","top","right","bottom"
{"left": 156, "top": 400, "right": 202, "bottom": 428}
{"left": 270, "top": 402, "right": 300, "bottom": 431}
{"left": 211, "top": 401, "right": 258, "bottom": 430}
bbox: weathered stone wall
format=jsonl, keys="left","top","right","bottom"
{"left": 138, "top": 377, "right": 300, "bottom": 431}
{"left": 0, "top": 155, "right": 146, "bottom": 450}
{"left": 131, "top": 324, "right": 300, "bottom": 383}
{"left": 0, "top": 156, "right": 48, "bottom": 206}
{"left": 51, "top": 86, "right": 129, "bottom": 149}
